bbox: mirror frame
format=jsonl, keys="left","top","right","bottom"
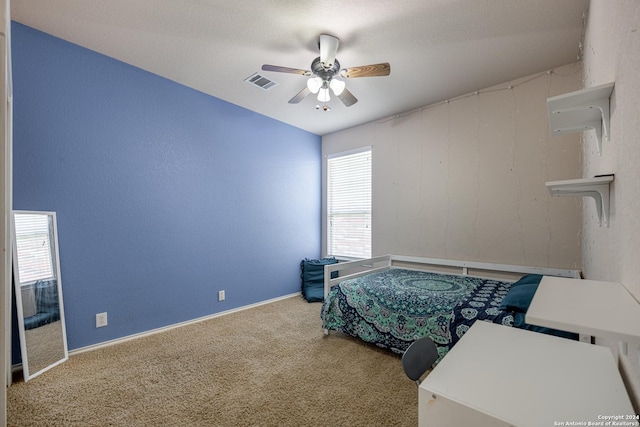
{"left": 12, "top": 210, "right": 68, "bottom": 381}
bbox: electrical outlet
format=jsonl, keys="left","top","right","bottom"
{"left": 218, "top": 290, "right": 225, "bottom": 301}
{"left": 96, "top": 312, "right": 108, "bottom": 328}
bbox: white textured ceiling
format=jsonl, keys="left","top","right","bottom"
{"left": 11, "top": 0, "right": 588, "bottom": 136}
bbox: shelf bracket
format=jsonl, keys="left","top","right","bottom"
{"left": 551, "top": 117, "right": 603, "bottom": 155}
{"left": 545, "top": 175, "right": 614, "bottom": 227}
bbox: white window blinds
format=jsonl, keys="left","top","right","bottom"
{"left": 14, "top": 213, "right": 55, "bottom": 284}
{"left": 327, "top": 149, "right": 372, "bottom": 258}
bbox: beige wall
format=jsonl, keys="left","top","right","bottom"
{"left": 323, "top": 64, "right": 583, "bottom": 269}
{"left": 581, "top": 1, "right": 640, "bottom": 406}
{"left": 582, "top": 1, "right": 640, "bottom": 296}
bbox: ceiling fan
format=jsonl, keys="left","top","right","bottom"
{"left": 261, "top": 34, "right": 390, "bottom": 107}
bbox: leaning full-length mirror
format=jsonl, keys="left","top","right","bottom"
{"left": 12, "top": 210, "right": 68, "bottom": 381}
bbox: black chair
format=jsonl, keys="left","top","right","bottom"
{"left": 402, "top": 336, "right": 439, "bottom": 385}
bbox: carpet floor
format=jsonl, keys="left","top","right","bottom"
{"left": 7, "top": 295, "right": 418, "bottom": 426}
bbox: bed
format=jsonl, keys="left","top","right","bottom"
{"left": 320, "top": 255, "right": 581, "bottom": 360}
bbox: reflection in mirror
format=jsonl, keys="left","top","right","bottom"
{"left": 12, "top": 210, "right": 68, "bottom": 381}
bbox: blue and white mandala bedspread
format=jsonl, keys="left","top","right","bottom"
{"left": 320, "top": 268, "right": 514, "bottom": 358}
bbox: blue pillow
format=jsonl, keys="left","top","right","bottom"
{"left": 500, "top": 282, "right": 539, "bottom": 312}
{"left": 510, "top": 274, "right": 543, "bottom": 288}
{"left": 513, "top": 312, "right": 578, "bottom": 340}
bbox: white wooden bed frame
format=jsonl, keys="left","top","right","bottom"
{"left": 323, "top": 255, "right": 581, "bottom": 335}
{"left": 322, "top": 254, "right": 581, "bottom": 340}
{"left": 324, "top": 254, "right": 581, "bottom": 300}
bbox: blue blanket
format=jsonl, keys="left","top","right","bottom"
{"left": 321, "top": 269, "right": 514, "bottom": 359}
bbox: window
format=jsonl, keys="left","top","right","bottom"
{"left": 14, "top": 213, "right": 55, "bottom": 285}
{"left": 327, "top": 148, "right": 371, "bottom": 258}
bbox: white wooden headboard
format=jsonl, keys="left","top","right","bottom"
{"left": 324, "top": 254, "right": 581, "bottom": 298}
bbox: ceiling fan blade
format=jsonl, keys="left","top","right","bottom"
{"left": 340, "top": 63, "right": 391, "bottom": 78}
{"left": 319, "top": 34, "right": 340, "bottom": 68}
{"left": 288, "top": 86, "right": 312, "bottom": 104}
{"left": 337, "top": 87, "right": 358, "bottom": 107}
{"left": 262, "top": 64, "right": 312, "bottom": 76}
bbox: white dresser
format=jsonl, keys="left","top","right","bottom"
{"left": 419, "top": 321, "right": 635, "bottom": 427}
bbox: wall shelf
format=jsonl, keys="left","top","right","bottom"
{"left": 547, "top": 82, "right": 614, "bottom": 156}
{"left": 545, "top": 175, "right": 614, "bottom": 227}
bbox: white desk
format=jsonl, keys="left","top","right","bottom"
{"left": 419, "top": 321, "right": 634, "bottom": 427}
{"left": 526, "top": 276, "right": 640, "bottom": 344}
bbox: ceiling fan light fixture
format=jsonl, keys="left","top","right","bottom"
{"left": 307, "top": 76, "right": 322, "bottom": 94}
{"left": 329, "top": 78, "right": 345, "bottom": 96}
{"left": 317, "top": 87, "right": 331, "bottom": 102}
{"left": 261, "top": 34, "right": 389, "bottom": 108}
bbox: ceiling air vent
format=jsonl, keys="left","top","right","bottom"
{"left": 245, "top": 72, "right": 278, "bottom": 90}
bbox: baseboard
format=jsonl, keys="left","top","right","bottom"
{"left": 11, "top": 292, "right": 302, "bottom": 375}
{"left": 69, "top": 292, "right": 301, "bottom": 356}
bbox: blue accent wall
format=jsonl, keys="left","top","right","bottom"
{"left": 11, "top": 22, "right": 321, "bottom": 353}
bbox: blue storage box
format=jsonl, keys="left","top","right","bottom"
{"left": 300, "top": 257, "right": 338, "bottom": 302}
